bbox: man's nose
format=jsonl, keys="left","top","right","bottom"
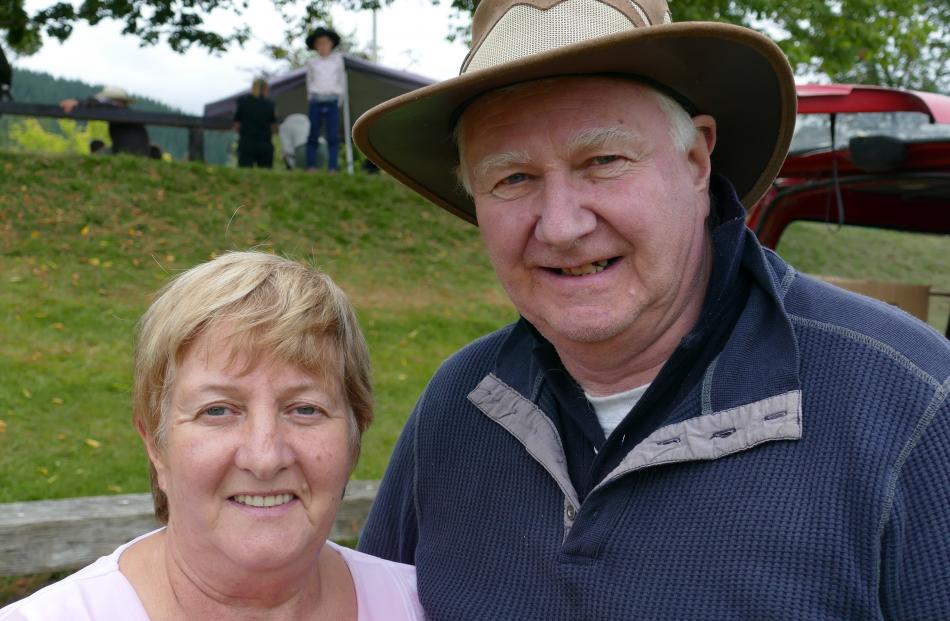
{"left": 234, "top": 413, "right": 294, "bottom": 480}
{"left": 533, "top": 173, "right": 597, "bottom": 249}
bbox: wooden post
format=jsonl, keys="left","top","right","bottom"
{"left": 188, "top": 127, "right": 205, "bottom": 162}
{"left": 0, "top": 480, "right": 379, "bottom": 576}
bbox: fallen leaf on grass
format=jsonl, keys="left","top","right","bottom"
{"left": 37, "top": 466, "right": 49, "bottom": 476}
{"left": 51, "top": 322, "right": 64, "bottom": 330}
{"left": 56, "top": 433, "right": 67, "bottom": 440}
{"left": 30, "top": 230, "right": 40, "bottom": 239}
{"left": 46, "top": 475, "right": 59, "bottom": 484}
{"left": 85, "top": 438, "right": 101, "bottom": 449}
{"left": 88, "top": 257, "right": 100, "bottom": 267}
{"left": 107, "top": 485, "right": 123, "bottom": 493}
{"left": 21, "top": 388, "right": 32, "bottom": 398}
{"left": 0, "top": 420, "right": 6, "bottom": 434}
{"left": 80, "top": 225, "right": 90, "bottom": 237}
{"left": 51, "top": 397, "right": 63, "bottom": 405}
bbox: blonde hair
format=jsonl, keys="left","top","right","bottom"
{"left": 251, "top": 78, "right": 269, "bottom": 98}
{"left": 132, "top": 251, "right": 372, "bottom": 523}
{"left": 454, "top": 77, "right": 697, "bottom": 194}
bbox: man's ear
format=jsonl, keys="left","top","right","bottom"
{"left": 688, "top": 114, "right": 717, "bottom": 191}
{"left": 136, "top": 418, "right": 167, "bottom": 491}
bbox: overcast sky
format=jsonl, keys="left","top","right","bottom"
{"left": 16, "top": 0, "right": 469, "bottom": 114}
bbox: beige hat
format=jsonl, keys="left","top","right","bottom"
{"left": 353, "top": 0, "right": 797, "bottom": 224}
{"left": 95, "top": 86, "right": 134, "bottom": 103}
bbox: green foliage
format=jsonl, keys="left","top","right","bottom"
{"left": 669, "top": 1, "right": 948, "bottom": 91}
{"left": 8, "top": 117, "right": 110, "bottom": 154}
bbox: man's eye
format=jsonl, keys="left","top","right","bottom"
{"left": 203, "top": 405, "right": 229, "bottom": 417}
{"left": 294, "top": 405, "right": 319, "bottom": 416}
{"left": 591, "top": 155, "right": 621, "bottom": 166}
{"left": 500, "top": 172, "right": 528, "bottom": 185}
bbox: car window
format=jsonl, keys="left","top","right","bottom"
{"left": 791, "top": 111, "right": 950, "bottom": 154}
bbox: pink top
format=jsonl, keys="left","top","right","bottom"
{"left": 0, "top": 529, "right": 423, "bottom": 620}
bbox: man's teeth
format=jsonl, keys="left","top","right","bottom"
{"left": 561, "top": 260, "right": 610, "bottom": 276}
{"left": 232, "top": 493, "right": 294, "bottom": 507}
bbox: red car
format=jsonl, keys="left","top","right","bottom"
{"left": 747, "top": 83, "right": 950, "bottom": 336}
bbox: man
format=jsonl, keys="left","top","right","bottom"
{"left": 60, "top": 86, "right": 153, "bottom": 157}
{"left": 233, "top": 77, "right": 277, "bottom": 168}
{"left": 353, "top": 0, "right": 950, "bottom": 618}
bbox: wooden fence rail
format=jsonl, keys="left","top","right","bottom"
{"left": 0, "top": 480, "right": 378, "bottom": 577}
{"left": 0, "top": 101, "right": 232, "bottom": 162}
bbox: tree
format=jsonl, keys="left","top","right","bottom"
{"left": 2, "top": 0, "right": 947, "bottom": 93}
{"left": 668, "top": 0, "right": 949, "bottom": 92}
{"left": 444, "top": 0, "right": 949, "bottom": 92}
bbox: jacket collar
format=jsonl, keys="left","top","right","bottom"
{"left": 471, "top": 176, "right": 803, "bottom": 496}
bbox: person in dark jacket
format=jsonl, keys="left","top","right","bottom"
{"left": 0, "top": 44, "right": 12, "bottom": 101}
{"left": 233, "top": 78, "right": 277, "bottom": 168}
{"left": 349, "top": 0, "right": 950, "bottom": 619}
{"left": 60, "top": 86, "right": 154, "bottom": 157}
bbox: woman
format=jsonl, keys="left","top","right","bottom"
{"left": 1, "top": 252, "right": 423, "bottom": 620}
{"left": 234, "top": 78, "right": 277, "bottom": 168}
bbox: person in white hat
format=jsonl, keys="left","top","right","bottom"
{"left": 60, "top": 86, "right": 153, "bottom": 156}
{"left": 353, "top": 0, "right": 950, "bottom": 618}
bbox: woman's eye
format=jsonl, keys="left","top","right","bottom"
{"left": 294, "top": 405, "right": 319, "bottom": 416}
{"left": 203, "top": 405, "right": 230, "bottom": 417}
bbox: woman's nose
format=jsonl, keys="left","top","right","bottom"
{"left": 233, "top": 413, "right": 294, "bottom": 479}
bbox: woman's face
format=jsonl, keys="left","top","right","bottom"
{"left": 145, "top": 326, "right": 353, "bottom": 572}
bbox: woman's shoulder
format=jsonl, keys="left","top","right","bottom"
{"left": 0, "top": 531, "right": 158, "bottom": 621}
{"left": 327, "top": 542, "right": 424, "bottom": 620}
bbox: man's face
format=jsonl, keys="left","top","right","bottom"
{"left": 460, "top": 77, "right": 716, "bottom": 357}
{"left": 314, "top": 36, "right": 334, "bottom": 57}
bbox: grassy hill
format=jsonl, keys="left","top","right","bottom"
{"left": 0, "top": 151, "right": 515, "bottom": 504}
{"left": 0, "top": 151, "right": 947, "bottom": 507}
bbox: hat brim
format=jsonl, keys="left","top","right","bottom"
{"left": 354, "top": 22, "right": 796, "bottom": 225}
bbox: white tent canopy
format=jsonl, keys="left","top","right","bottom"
{"left": 204, "top": 55, "right": 435, "bottom": 172}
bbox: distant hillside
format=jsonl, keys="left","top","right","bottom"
{"left": 1, "top": 67, "right": 233, "bottom": 163}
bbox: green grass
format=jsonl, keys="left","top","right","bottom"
{"left": 776, "top": 221, "right": 950, "bottom": 332}
{"left": 0, "top": 152, "right": 515, "bottom": 504}
{"left": 1, "top": 153, "right": 947, "bottom": 507}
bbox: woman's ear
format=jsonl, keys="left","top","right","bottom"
{"left": 136, "top": 418, "right": 167, "bottom": 492}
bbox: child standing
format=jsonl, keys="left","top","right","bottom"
{"left": 304, "top": 27, "right": 345, "bottom": 172}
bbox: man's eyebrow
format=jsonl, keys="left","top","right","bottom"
{"left": 567, "top": 126, "right": 643, "bottom": 152}
{"left": 472, "top": 151, "right": 532, "bottom": 182}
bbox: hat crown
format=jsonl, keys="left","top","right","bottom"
{"left": 463, "top": 0, "right": 673, "bottom": 73}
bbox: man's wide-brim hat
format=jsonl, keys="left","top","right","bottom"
{"left": 96, "top": 85, "right": 133, "bottom": 103}
{"left": 353, "top": 0, "right": 797, "bottom": 225}
{"left": 306, "top": 27, "right": 341, "bottom": 50}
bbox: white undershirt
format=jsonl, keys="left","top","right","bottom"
{"left": 585, "top": 383, "right": 651, "bottom": 439}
